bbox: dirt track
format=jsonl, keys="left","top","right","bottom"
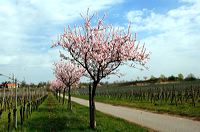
{"left": 69, "top": 96, "right": 200, "bottom": 132}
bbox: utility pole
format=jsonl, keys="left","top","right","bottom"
{"left": 13, "top": 74, "right": 17, "bottom": 129}
{"left": 2, "top": 82, "right": 5, "bottom": 110}
{"left": 0, "top": 73, "right": 20, "bottom": 129}
{"left": 28, "top": 86, "right": 31, "bottom": 114}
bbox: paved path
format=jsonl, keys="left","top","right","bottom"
{"left": 68, "top": 96, "right": 200, "bottom": 132}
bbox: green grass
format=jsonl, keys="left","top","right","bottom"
{"left": 0, "top": 105, "right": 23, "bottom": 131}
{"left": 13, "top": 93, "right": 147, "bottom": 132}
{"left": 0, "top": 109, "right": 11, "bottom": 131}
{"left": 74, "top": 95, "right": 200, "bottom": 121}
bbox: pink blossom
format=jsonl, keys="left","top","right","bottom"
{"left": 54, "top": 12, "right": 149, "bottom": 82}
{"left": 50, "top": 79, "right": 64, "bottom": 91}
{"left": 53, "top": 61, "right": 85, "bottom": 87}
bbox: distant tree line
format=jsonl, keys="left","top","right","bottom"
{"left": 20, "top": 81, "right": 49, "bottom": 88}
{"left": 86, "top": 73, "right": 199, "bottom": 87}
{"left": 0, "top": 81, "right": 49, "bottom": 89}
{"left": 149, "top": 73, "right": 198, "bottom": 83}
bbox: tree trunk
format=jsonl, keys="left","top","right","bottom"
{"left": 89, "top": 82, "right": 97, "bottom": 129}
{"left": 56, "top": 90, "right": 58, "bottom": 100}
{"left": 59, "top": 90, "right": 61, "bottom": 103}
{"left": 68, "top": 86, "right": 72, "bottom": 110}
{"left": 62, "top": 88, "right": 66, "bottom": 105}
{"left": 90, "top": 95, "right": 96, "bottom": 129}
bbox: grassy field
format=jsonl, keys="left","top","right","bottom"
{"left": 74, "top": 95, "right": 200, "bottom": 121}
{"left": 13, "top": 93, "right": 148, "bottom": 132}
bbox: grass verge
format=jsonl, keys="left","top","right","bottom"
{"left": 14, "top": 93, "right": 148, "bottom": 132}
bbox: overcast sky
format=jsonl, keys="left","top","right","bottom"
{"left": 0, "top": 0, "right": 200, "bottom": 83}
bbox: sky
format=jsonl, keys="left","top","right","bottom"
{"left": 0, "top": 0, "right": 200, "bottom": 83}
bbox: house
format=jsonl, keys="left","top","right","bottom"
{"left": 0, "top": 82, "right": 17, "bottom": 88}
{"left": 7, "top": 83, "right": 17, "bottom": 88}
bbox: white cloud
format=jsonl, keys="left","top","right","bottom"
{"left": 0, "top": 55, "right": 17, "bottom": 65}
{"left": 2, "top": 0, "right": 199, "bottom": 83}
{"left": 179, "top": 0, "right": 200, "bottom": 4}
{"left": 15, "top": 0, "right": 123, "bottom": 24}
{"left": 0, "top": 0, "right": 124, "bottom": 83}
{"left": 126, "top": 0, "right": 200, "bottom": 77}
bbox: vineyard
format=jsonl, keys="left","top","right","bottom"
{"left": 77, "top": 81, "right": 200, "bottom": 106}
{"left": 75, "top": 81, "right": 200, "bottom": 118}
{"left": 0, "top": 87, "right": 47, "bottom": 131}
{"left": 1, "top": 1, "right": 200, "bottom": 131}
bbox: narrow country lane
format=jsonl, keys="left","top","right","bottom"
{"left": 67, "top": 95, "right": 200, "bottom": 132}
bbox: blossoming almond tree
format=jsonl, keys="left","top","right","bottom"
{"left": 50, "top": 79, "right": 64, "bottom": 102}
{"left": 53, "top": 10, "right": 149, "bottom": 129}
{"left": 53, "top": 61, "right": 84, "bottom": 110}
